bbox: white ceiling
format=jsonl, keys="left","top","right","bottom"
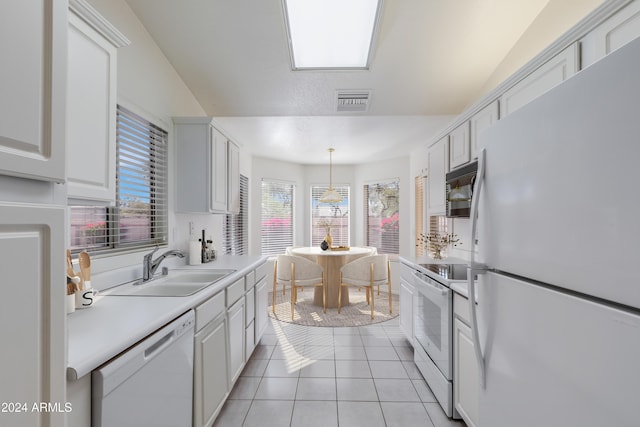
{"left": 123, "top": 0, "right": 584, "bottom": 164}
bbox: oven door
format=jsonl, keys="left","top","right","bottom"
{"left": 413, "top": 271, "right": 453, "bottom": 380}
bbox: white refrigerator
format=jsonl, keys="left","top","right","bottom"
{"left": 468, "top": 36, "right": 640, "bottom": 426}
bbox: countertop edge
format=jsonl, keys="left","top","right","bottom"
{"left": 67, "top": 255, "right": 267, "bottom": 381}
{"left": 399, "top": 255, "right": 470, "bottom": 296}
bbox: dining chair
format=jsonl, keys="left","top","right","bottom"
{"left": 363, "top": 246, "right": 378, "bottom": 256}
{"left": 273, "top": 255, "right": 325, "bottom": 320}
{"left": 338, "top": 255, "right": 391, "bottom": 319}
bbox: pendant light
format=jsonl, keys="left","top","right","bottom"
{"left": 319, "top": 148, "right": 342, "bottom": 203}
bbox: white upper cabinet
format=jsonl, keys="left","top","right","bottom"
{"left": 470, "top": 100, "right": 499, "bottom": 159}
{"left": 0, "top": 0, "right": 66, "bottom": 182}
{"left": 227, "top": 141, "right": 240, "bottom": 214}
{"left": 210, "top": 127, "right": 228, "bottom": 213}
{"left": 591, "top": 0, "right": 640, "bottom": 63}
{"left": 449, "top": 121, "right": 471, "bottom": 170}
{"left": 67, "top": 0, "right": 129, "bottom": 204}
{"left": 427, "top": 136, "right": 449, "bottom": 216}
{"left": 500, "top": 43, "right": 579, "bottom": 118}
{"left": 174, "top": 118, "right": 240, "bottom": 214}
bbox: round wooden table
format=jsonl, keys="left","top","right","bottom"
{"left": 290, "top": 246, "right": 373, "bottom": 308}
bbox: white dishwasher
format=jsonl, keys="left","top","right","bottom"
{"left": 92, "top": 310, "right": 195, "bottom": 427}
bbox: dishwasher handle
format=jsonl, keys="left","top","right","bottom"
{"left": 144, "top": 330, "right": 175, "bottom": 359}
{"left": 93, "top": 310, "right": 195, "bottom": 398}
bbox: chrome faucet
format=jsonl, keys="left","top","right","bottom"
{"left": 141, "top": 247, "right": 185, "bottom": 283}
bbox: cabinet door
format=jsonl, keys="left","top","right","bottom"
{"left": 194, "top": 315, "right": 228, "bottom": 427}
{"left": 210, "top": 127, "right": 228, "bottom": 213}
{"left": 470, "top": 100, "right": 499, "bottom": 159}
{"left": 67, "top": 12, "right": 117, "bottom": 204}
{"left": 592, "top": 0, "right": 640, "bottom": 62}
{"left": 254, "top": 276, "right": 268, "bottom": 344}
{"left": 449, "top": 122, "right": 470, "bottom": 170}
{"left": 454, "top": 317, "right": 479, "bottom": 427}
{"left": 227, "top": 141, "right": 241, "bottom": 214}
{"left": 227, "top": 298, "right": 245, "bottom": 385}
{"left": 399, "top": 280, "right": 414, "bottom": 343}
{"left": 0, "top": 204, "right": 65, "bottom": 427}
{"left": 175, "top": 121, "right": 210, "bottom": 213}
{"left": 427, "top": 136, "right": 449, "bottom": 216}
{"left": 500, "top": 43, "right": 579, "bottom": 118}
{"left": 0, "top": 0, "right": 65, "bottom": 182}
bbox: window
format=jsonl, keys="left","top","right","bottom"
{"left": 364, "top": 179, "right": 399, "bottom": 254}
{"left": 415, "top": 175, "right": 425, "bottom": 256}
{"left": 311, "top": 184, "right": 349, "bottom": 247}
{"left": 261, "top": 179, "right": 294, "bottom": 255}
{"left": 223, "top": 174, "right": 248, "bottom": 255}
{"left": 69, "top": 105, "right": 169, "bottom": 253}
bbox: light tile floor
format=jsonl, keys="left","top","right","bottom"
{"left": 214, "top": 316, "right": 467, "bottom": 427}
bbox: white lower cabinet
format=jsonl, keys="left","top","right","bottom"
{"left": 399, "top": 278, "right": 414, "bottom": 343}
{"left": 453, "top": 294, "right": 479, "bottom": 427}
{"left": 0, "top": 203, "right": 65, "bottom": 427}
{"left": 227, "top": 298, "right": 245, "bottom": 385}
{"left": 194, "top": 312, "right": 228, "bottom": 427}
{"left": 254, "top": 276, "right": 269, "bottom": 344}
{"left": 245, "top": 287, "right": 256, "bottom": 360}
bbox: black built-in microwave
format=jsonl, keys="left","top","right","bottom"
{"left": 445, "top": 161, "right": 478, "bottom": 218}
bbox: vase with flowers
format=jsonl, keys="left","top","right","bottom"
{"left": 318, "top": 219, "right": 333, "bottom": 250}
{"left": 417, "top": 232, "right": 461, "bottom": 260}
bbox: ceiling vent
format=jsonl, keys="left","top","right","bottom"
{"left": 336, "top": 90, "right": 370, "bottom": 112}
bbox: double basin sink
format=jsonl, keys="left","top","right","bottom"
{"left": 107, "top": 269, "right": 236, "bottom": 297}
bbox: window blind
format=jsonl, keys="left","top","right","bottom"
{"left": 68, "top": 105, "right": 168, "bottom": 253}
{"left": 115, "top": 105, "right": 168, "bottom": 248}
{"left": 415, "top": 176, "right": 425, "bottom": 256}
{"left": 261, "top": 179, "right": 294, "bottom": 255}
{"left": 223, "top": 174, "right": 248, "bottom": 255}
{"left": 310, "top": 185, "right": 350, "bottom": 247}
{"left": 429, "top": 215, "right": 449, "bottom": 235}
{"left": 364, "top": 179, "right": 400, "bottom": 254}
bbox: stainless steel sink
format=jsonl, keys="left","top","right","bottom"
{"left": 106, "top": 269, "right": 236, "bottom": 297}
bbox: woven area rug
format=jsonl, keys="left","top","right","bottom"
{"left": 268, "top": 287, "right": 399, "bottom": 327}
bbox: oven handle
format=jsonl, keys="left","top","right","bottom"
{"left": 469, "top": 148, "right": 486, "bottom": 389}
{"left": 413, "top": 272, "right": 448, "bottom": 297}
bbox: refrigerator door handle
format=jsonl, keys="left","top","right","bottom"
{"left": 469, "top": 148, "right": 486, "bottom": 388}
{"left": 468, "top": 268, "right": 486, "bottom": 389}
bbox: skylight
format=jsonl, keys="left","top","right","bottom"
{"left": 283, "top": 0, "right": 383, "bottom": 70}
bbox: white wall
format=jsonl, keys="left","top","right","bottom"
{"left": 85, "top": 0, "right": 217, "bottom": 279}
{"left": 250, "top": 157, "right": 305, "bottom": 255}
{"left": 474, "top": 0, "right": 604, "bottom": 105}
{"left": 250, "top": 156, "right": 412, "bottom": 256}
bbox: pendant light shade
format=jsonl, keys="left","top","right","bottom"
{"left": 319, "top": 148, "right": 342, "bottom": 203}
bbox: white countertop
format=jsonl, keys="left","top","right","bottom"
{"left": 399, "top": 255, "right": 470, "bottom": 297}
{"left": 67, "top": 255, "right": 266, "bottom": 381}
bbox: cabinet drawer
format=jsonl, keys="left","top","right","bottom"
{"left": 454, "top": 293, "right": 471, "bottom": 325}
{"left": 195, "top": 291, "right": 225, "bottom": 331}
{"left": 255, "top": 261, "right": 270, "bottom": 283}
{"left": 244, "top": 271, "right": 256, "bottom": 291}
{"left": 226, "top": 277, "right": 245, "bottom": 306}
